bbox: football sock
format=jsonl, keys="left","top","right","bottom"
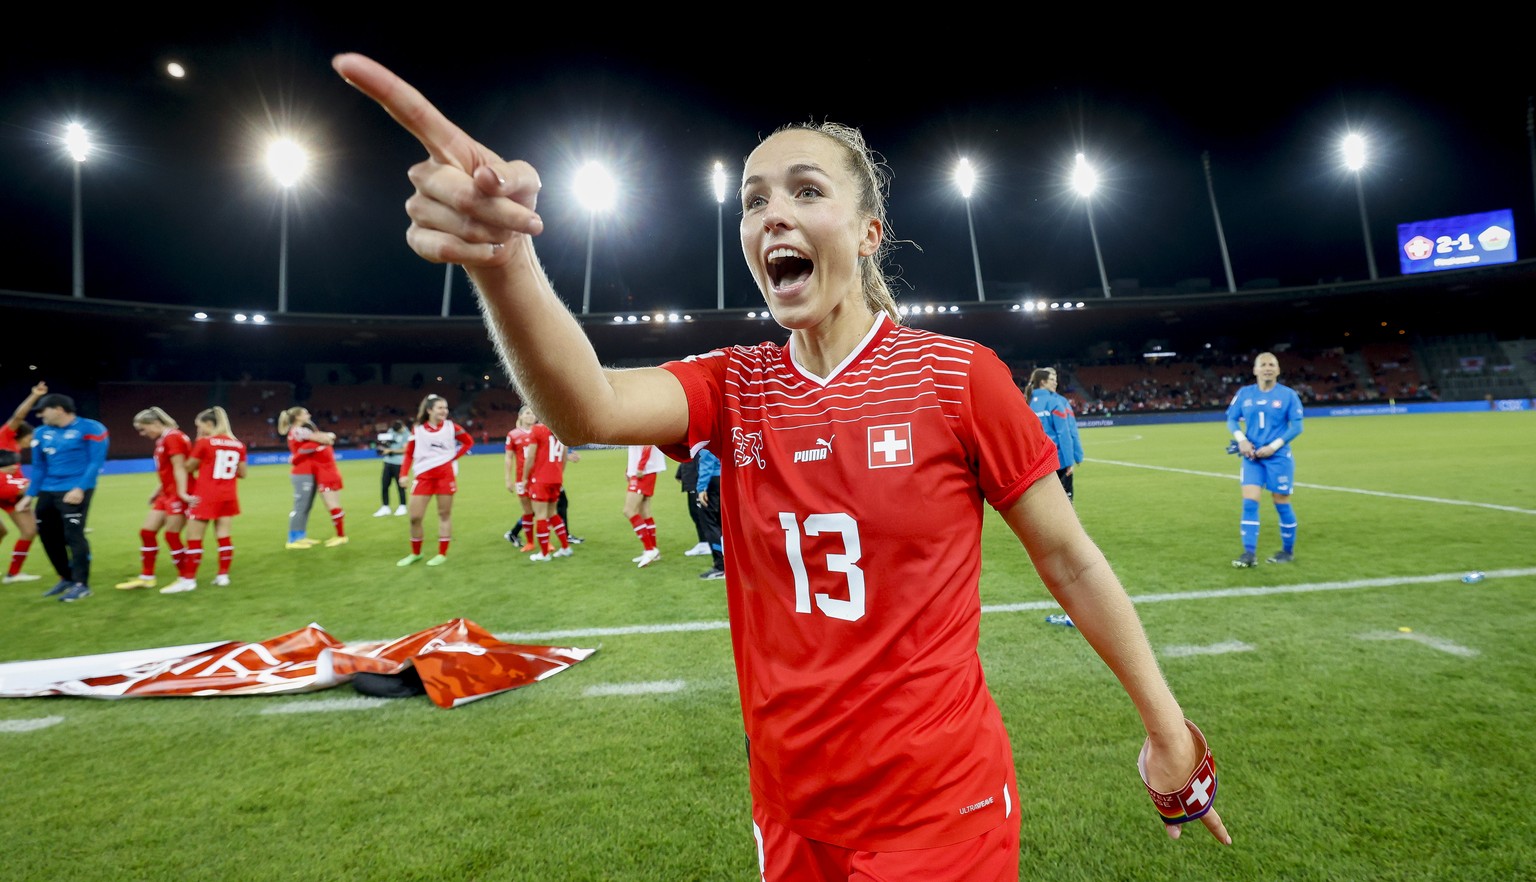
{"left": 330, "top": 507, "right": 346, "bottom": 537}
{"left": 165, "top": 530, "right": 184, "bottom": 566}
{"left": 550, "top": 515, "right": 571, "bottom": 549}
{"left": 1240, "top": 499, "right": 1260, "bottom": 553}
{"left": 9, "top": 538, "right": 33, "bottom": 576}
{"left": 1275, "top": 503, "right": 1296, "bottom": 552}
{"left": 217, "top": 536, "right": 233, "bottom": 575}
{"left": 410, "top": 537, "right": 423, "bottom": 556}
{"left": 535, "top": 518, "right": 551, "bottom": 555}
{"left": 522, "top": 515, "right": 534, "bottom": 538}
{"left": 182, "top": 540, "right": 204, "bottom": 579}
{"left": 644, "top": 518, "right": 657, "bottom": 550}
{"left": 437, "top": 537, "right": 450, "bottom": 557}
{"left": 629, "top": 514, "right": 647, "bottom": 550}
{"left": 139, "top": 529, "right": 159, "bottom": 577}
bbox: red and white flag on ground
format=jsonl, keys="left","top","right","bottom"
{"left": 0, "top": 619, "right": 596, "bottom": 708}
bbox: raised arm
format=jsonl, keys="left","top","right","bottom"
{"left": 7, "top": 382, "right": 46, "bottom": 430}
{"left": 332, "top": 54, "right": 687, "bottom": 448}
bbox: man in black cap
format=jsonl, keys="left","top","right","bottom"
{"left": 26, "top": 392, "right": 110, "bottom": 602}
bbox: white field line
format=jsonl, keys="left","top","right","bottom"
{"left": 1089, "top": 458, "right": 1536, "bottom": 515}
{"left": 583, "top": 680, "right": 686, "bottom": 697}
{"left": 1160, "top": 641, "right": 1256, "bottom": 658}
{"left": 0, "top": 715, "right": 65, "bottom": 732}
{"left": 1356, "top": 631, "right": 1480, "bottom": 657}
{"left": 259, "top": 697, "right": 398, "bottom": 714}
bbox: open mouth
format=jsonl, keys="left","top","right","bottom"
{"left": 766, "top": 247, "right": 813, "bottom": 291}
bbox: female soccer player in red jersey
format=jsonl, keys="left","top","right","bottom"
{"left": 161, "top": 407, "right": 247, "bottom": 594}
{"left": 519, "top": 410, "right": 574, "bottom": 562}
{"left": 114, "top": 407, "right": 194, "bottom": 591}
{"left": 396, "top": 393, "right": 473, "bottom": 567}
{"left": 336, "top": 54, "right": 1230, "bottom": 879}
{"left": 502, "top": 404, "right": 538, "bottom": 551}
{"left": 0, "top": 381, "right": 45, "bottom": 583}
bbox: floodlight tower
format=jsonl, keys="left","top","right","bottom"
{"left": 956, "top": 157, "right": 986, "bottom": 302}
{"left": 266, "top": 138, "right": 308, "bottom": 313}
{"left": 1342, "top": 133, "right": 1379, "bottom": 281}
{"left": 1072, "top": 152, "right": 1112, "bottom": 299}
{"left": 714, "top": 161, "right": 728, "bottom": 310}
{"left": 64, "top": 123, "right": 91, "bottom": 298}
{"left": 575, "top": 161, "right": 617, "bottom": 314}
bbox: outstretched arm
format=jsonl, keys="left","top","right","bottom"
{"left": 332, "top": 54, "right": 687, "bottom": 448}
{"left": 7, "top": 381, "right": 46, "bottom": 430}
{"left": 1001, "top": 477, "right": 1231, "bottom": 845}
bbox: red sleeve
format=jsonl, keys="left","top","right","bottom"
{"left": 456, "top": 429, "right": 474, "bottom": 459}
{"left": 400, "top": 439, "right": 415, "bottom": 475}
{"left": 961, "top": 345, "right": 1058, "bottom": 510}
{"left": 168, "top": 431, "right": 192, "bottom": 458}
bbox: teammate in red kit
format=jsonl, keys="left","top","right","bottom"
{"left": 624, "top": 444, "right": 665, "bottom": 568}
{"left": 277, "top": 406, "right": 335, "bottom": 549}
{"left": 309, "top": 426, "right": 349, "bottom": 548}
{"left": 0, "top": 449, "right": 40, "bottom": 584}
{"left": 114, "top": 407, "right": 194, "bottom": 591}
{"left": 161, "top": 407, "right": 247, "bottom": 594}
{"left": 396, "top": 393, "right": 473, "bottom": 567}
{"left": 337, "top": 54, "right": 1229, "bottom": 880}
{"left": 502, "top": 404, "right": 537, "bottom": 552}
{"left": 520, "top": 410, "right": 574, "bottom": 562}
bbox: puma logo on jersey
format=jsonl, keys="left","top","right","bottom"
{"left": 793, "top": 435, "right": 834, "bottom": 463}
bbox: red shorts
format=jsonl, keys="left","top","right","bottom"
{"left": 412, "top": 474, "right": 457, "bottom": 497}
{"left": 315, "top": 470, "right": 343, "bottom": 492}
{"left": 626, "top": 473, "right": 658, "bottom": 496}
{"left": 752, "top": 800, "right": 1020, "bottom": 882}
{"left": 152, "top": 489, "right": 188, "bottom": 516}
{"left": 528, "top": 481, "right": 562, "bottom": 503}
{"left": 191, "top": 499, "right": 241, "bottom": 520}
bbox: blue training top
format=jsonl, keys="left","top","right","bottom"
{"left": 27, "top": 416, "right": 111, "bottom": 494}
{"left": 1225, "top": 382, "right": 1303, "bottom": 453}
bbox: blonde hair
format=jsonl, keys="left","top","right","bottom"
{"left": 417, "top": 394, "right": 448, "bottom": 425}
{"left": 765, "top": 121, "right": 902, "bottom": 324}
{"left": 277, "top": 406, "right": 307, "bottom": 434}
{"left": 196, "top": 406, "right": 234, "bottom": 438}
{"left": 132, "top": 406, "right": 178, "bottom": 429}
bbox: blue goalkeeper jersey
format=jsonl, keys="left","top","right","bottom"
{"left": 1225, "top": 382, "right": 1303, "bottom": 453}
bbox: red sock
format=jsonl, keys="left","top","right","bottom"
{"left": 644, "top": 518, "right": 657, "bottom": 550}
{"left": 550, "top": 515, "right": 571, "bottom": 549}
{"left": 330, "top": 507, "right": 346, "bottom": 537}
{"left": 139, "top": 529, "right": 159, "bottom": 577}
{"left": 522, "top": 515, "right": 534, "bottom": 536}
{"left": 217, "top": 536, "right": 233, "bottom": 575}
{"left": 437, "top": 537, "right": 450, "bottom": 557}
{"left": 536, "top": 519, "right": 551, "bottom": 554}
{"left": 411, "top": 537, "right": 423, "bottom": 556}
{"left": 629, "top": 514, "right": 648, "bottom": 550}
{"left": 8, "top": 538, "right": 32, "bottom": 576}
{"left": 165, "top": 530, "right": 184, "bottom": 565}
{"left": 182, "top": 540, "right": 204, "bottom": 579}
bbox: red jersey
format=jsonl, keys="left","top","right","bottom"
{"left": 153, "top": 428, "right": 194, "bottom": 496}
{"left": 523, "top": 423, "right": 569, "bottom": 487}
{"left": 402, "top": 420, "right": 474, "bottom": 480}
{"left": 188, "top": 435, "right": 246, "bottom": 504}
{"left": 504, "top": 426, "right": 534, "bottom": 475}
{"left": 660, "top": 315, "right": 1057, "bottom": 851}
{"left": 287, "top": 425, "right": 322, "bottom": 475}
{"left": 0, "top": 469, "right": 28, "bottom": 510}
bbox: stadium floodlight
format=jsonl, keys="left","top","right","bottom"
{"left": 63, "top": 122, "right": 91, "bottom": 298}
{"left": 1341, "top": 133, "right": 1379, "bottom": 281}
{"left": 955, "top": 157, "right": 986, "bottom": 302}
{"left": 1202, "top": 151, "right": 1238, "bottom": 293}
{"left": 713, "top": 161, "right": 728, "bottom": 310}
{"left": 1072, "top": 152, "right": 1112, "bottom": 299}
{"left": 574, "top": 161, "right": 616, "bottom": 314}
{"left": 266, "top": 138, "right": 308, "bottom": 314}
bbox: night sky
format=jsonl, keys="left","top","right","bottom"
{"left": 4, "top": 19, "right": 1533, "bottom": 321}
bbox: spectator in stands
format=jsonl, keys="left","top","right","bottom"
{"left": 1027, "top": 367, "right": 1085, "bottom": 504}
{"left": 161, "top": 407, "right": 247, "bottom": 594}
{"left": 337, "top": 54, "right": 1230, "bottom": 874}
{"left": 375, "top": 420, "right": 411, "bottom": 517}
{"left": 397, "top": 394, "right": 474, "bottom": 567}
{"left": 28, "top": 392, "right": 109, "bottom": 602}
{"left": 1227, "top": 352, "right": 1304, "bottom": 567}
{"left": 2, "top": 381, "right": 45, "bottom": 459}
{"left": 114, "top": 407, "right": 196, "bottom": 591}
{"left": 0, "top": 449, "right": 40, "bottom": 583}
{"left": 624, "top": 444, "right": 666, "bottom": 568}
{"left": 277, "top": 406, "right": 334, "bottom": 550}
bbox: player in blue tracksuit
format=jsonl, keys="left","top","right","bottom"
{"left": 26, "top": 393, "right": 110, "bottom": 601}
{"left": 1225, "top": 352, "right": 1303, "bottom": 568}
{"left": 1027, "top": 367, "right": 1084, "bottom": 503}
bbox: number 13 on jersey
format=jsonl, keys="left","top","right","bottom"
{"left": 779, "top": 512, "right": 866, "bottom": 622}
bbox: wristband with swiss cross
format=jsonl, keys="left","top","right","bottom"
{"left": 1138, "top": 719, "right": 1217, "bottom": 824}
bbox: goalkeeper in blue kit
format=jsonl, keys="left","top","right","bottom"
{"left": 1225, "top": 351, "right": 1303, "bottom": 567}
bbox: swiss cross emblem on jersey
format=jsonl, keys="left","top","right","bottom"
{"left": 866, "top": 423, "right": 914, "bottom": 469}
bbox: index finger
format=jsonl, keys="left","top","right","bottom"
{"left": 331, "top": 53, "right": 476, "bottom": 171}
